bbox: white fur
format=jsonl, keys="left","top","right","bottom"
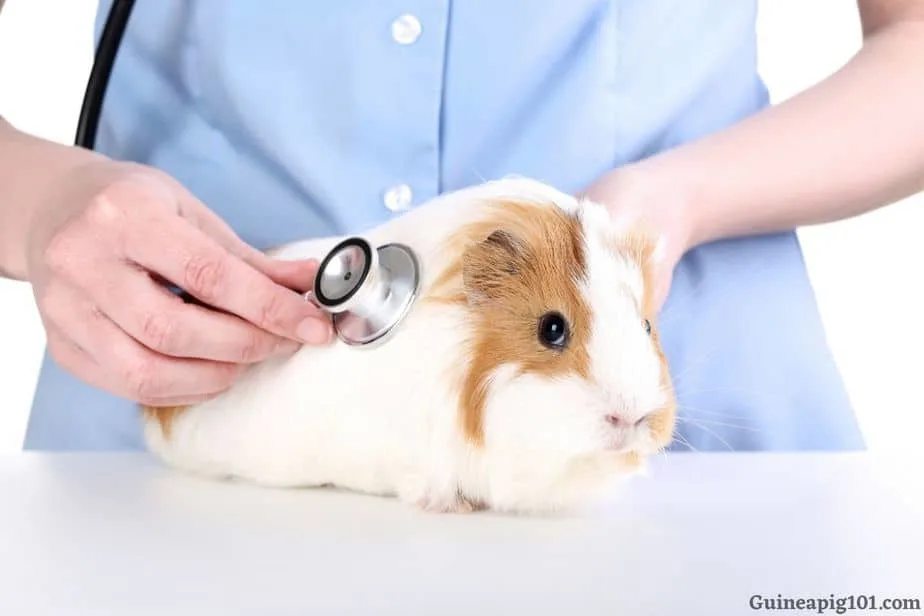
{"left": 143, "top": 177, "right": 671, "bottom": 515}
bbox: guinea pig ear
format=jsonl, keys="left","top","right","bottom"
{"left": 461, "top": 229, "right": 527, "bottom": 305}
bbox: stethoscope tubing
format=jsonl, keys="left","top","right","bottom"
{"left": 74, "top": 0, "right": 135, "bottom": 150}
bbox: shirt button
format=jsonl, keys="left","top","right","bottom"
{"left": 383, "top": 184, "right": 413, "bottom": 211}
{"left": 391, "top": 14, "right": 422, "bottom": 45}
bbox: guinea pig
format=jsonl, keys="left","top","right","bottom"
{"left": 140, "top": 177, "right": 677, "bottom": 515}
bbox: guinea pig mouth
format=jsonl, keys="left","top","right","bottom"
{"left": 602, "top": 420, "right": 653, "bottom": 454}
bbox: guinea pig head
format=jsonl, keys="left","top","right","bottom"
{"left": 430, "top": 195, "right": 676, "bottom": 510}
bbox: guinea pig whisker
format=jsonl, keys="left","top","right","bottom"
{"left": 673, "top": 385, "right": 773, "bottom": 406}
{"left": 668, "top": 432, "right": 699, "bottom": 452}
{"left": 675, "top": 414, "right": 766, "bottom": 433}
{"left": 672, "top": 418, "right": 734, "bottom": 451}
{"left": 675, "top": 404, "right": 759, "bottom": 422}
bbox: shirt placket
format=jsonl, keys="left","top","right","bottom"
{"left": 361, "top": 2, "right": 451, "bottom": 219}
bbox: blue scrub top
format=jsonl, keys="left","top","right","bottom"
{"left": 24, "top": 0, "right": 864, "bottom": 452}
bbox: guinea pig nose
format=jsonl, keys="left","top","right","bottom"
{"left": 606, "top": 413, "right": 649, "bottom": 428}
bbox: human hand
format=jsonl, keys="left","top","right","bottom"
{"left": 580, "top": 165, "right": 695, "bottom": 311}
{"left": 25, "top": 160, "right": 333, "bottom": 407}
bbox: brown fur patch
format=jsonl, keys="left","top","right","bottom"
{"left": 140, "top": 404, "right": 188, "bottom": 440}
{"left": 424, "top": 199, "right": 592, "bottom": 446}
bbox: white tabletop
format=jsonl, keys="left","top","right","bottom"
{"left": 0, "top": 451, "right": 921, "bottom": 615}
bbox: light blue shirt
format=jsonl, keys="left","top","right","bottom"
{"left": 24, "top": 0, "right": 864, "bottom": 452}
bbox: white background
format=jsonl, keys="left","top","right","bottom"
{"left": 0, "top": 1, "right": 921, "bottom": 454}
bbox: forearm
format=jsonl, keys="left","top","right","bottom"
{"left": 628, "top": 19, "right": 924, "bottom": 249}
{"left": 0, "top": 117, "right": 102, "bottom": 280}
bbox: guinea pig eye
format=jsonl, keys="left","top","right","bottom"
{"left": 537, "top": 312, "right": 569, "bottom": 350}
{"left": 643, "top": 319, "right": 652, "bottom": 335}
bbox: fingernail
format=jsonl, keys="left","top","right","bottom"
{"left": 297, "top": 318, "right": 332, "bottom": 345}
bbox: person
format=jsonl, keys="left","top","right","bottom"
{"left": 1, "top": 1, "right": 922, "bottom": 452}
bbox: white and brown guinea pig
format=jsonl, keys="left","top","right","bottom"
{"left": 140, "top": 176, "right": 677, "bottom": 515}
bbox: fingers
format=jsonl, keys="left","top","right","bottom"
{"left": 121, "top": 212, "right": 332, "bottom": 345}
{"left": 40, "top": 282, "right": 245, "bottom": 406}
{"left": 46, "top": 329, "right": 219, "bottom": 408}
{"left": 80, "top": 262, "right": 302, "bottom": 363}
{"left": 78, "top": 171, "right": 332, "bottom": 343}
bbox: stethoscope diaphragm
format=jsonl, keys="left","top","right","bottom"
{"left": 309, "top": 237, "right": 421, "bottom": 348}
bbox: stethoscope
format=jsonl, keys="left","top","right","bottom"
{"left": 76, "top": 0, "right": 422, "bottom": 348}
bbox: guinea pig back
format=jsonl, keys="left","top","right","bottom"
{"left": 140, "top": 177, "right": 676, "bottom": 515}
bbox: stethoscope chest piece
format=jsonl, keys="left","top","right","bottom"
{"left": 310, "top": 237, "right": 421, "bottom": 348}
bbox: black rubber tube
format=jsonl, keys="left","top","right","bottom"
{"left": 73, "top": 0, "right": 135, "bottom": 150}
